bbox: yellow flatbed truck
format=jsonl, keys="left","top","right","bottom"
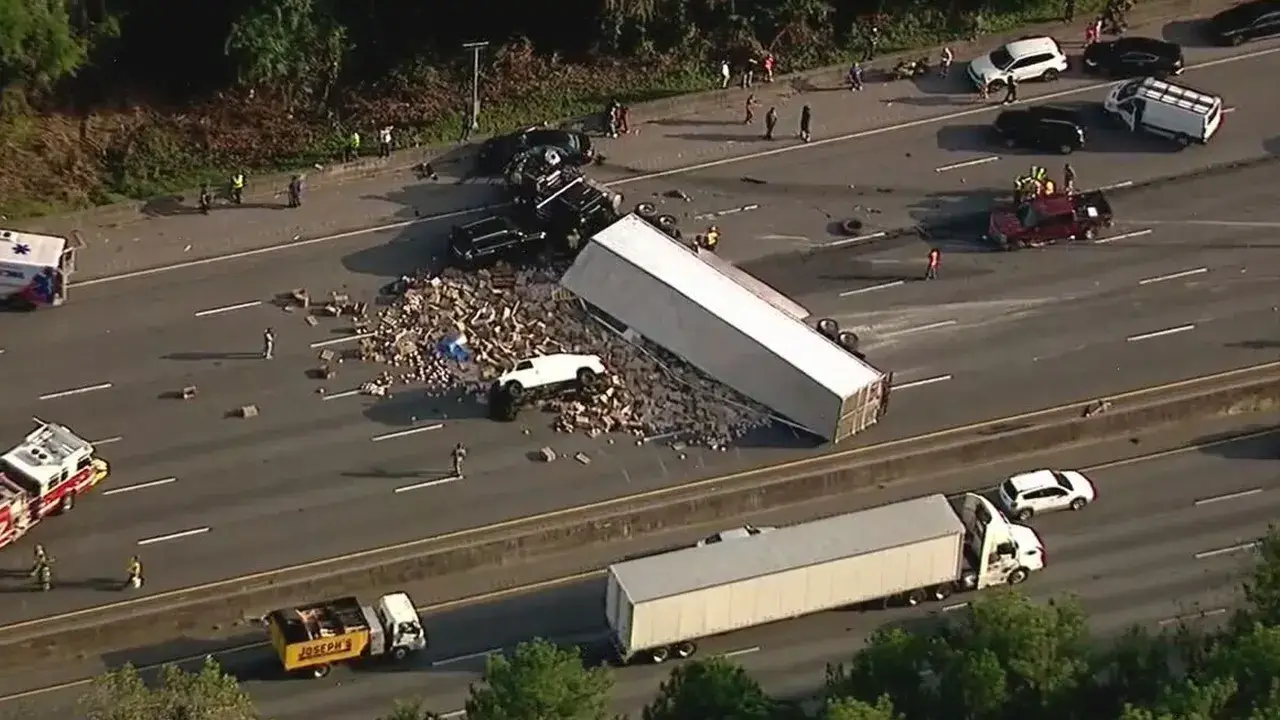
{"left": 266, "top": 591, "right": 427, "bottom": 677}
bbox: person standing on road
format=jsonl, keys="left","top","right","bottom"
{"left": 452, "top": 443, "right": 467, "bottom": 478}
{"left": 379, "top": 125, "right": 393, "bottom": 157}
{"left": 1002, "top": 75, "right": 1019, "bottom": 105}
{"left": 1063, "top": 162, "right": 1077, "bottom": 193}
{"left": 744, "top": 94, "right": 758, "bottom": 124}
{"left": 799, "top": 104, "right": 812, "bottom": 143}
{"left": 763, "top": 53, "right": 776, "bottom": 82}
{"left": 288, "top": 174, "right": 303, "bottom": 208}
{"left": 764, "top": 106, "right": 779, "bottom": 140}
{"left": 1063, "top": 0, "right": 1077, "bottom": 22}
{"left": 925, "top": 248, "right": 941, "bottom": 280}
{"left": 1086, "top": 17, "right": 1102, "bottom": 45}
{"left": 720, "top": 60, "right": 731, "bottom": 88}
{"left": 262, "top": 328, "right": 275, "bottom": 360}
{"left": 848, "top": 61, "right": 864, "bottom": 91}
{"left": 741, "top": 57, "right": 757, "bottom": 88}
{"left": 939, "top": 47, "right": 954, "bottom": 77}
{"left": 126, "top": 556, "right": 144, "bottom": 589}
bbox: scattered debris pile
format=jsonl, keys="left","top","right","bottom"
{"left": 360, "top": 265, "right": 772, "bottom": 445}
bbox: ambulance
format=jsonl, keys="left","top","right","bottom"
{"left": 0, "top": 229, "right": 78, "bottom": 309}
{"left": 0, "top": 420, "right": 110, "bottom": 551}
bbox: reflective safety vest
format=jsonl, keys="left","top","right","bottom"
{"left": 232, "top": 174, "right": 245, "bottom": 189}
{"left": 349, "top": 132, "right": 360, "bottom": 149}
{"left": 128, "top": 559, "right": 142, "bottom": 577}
{"left": 704, "top": 230, "right": 720, "bottom": 248}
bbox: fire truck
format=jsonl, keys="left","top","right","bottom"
{"left": 0, "top": 420, "right": 110, "bottom": 551}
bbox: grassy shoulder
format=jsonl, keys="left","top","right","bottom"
{"left": 0, "top": 0, "right": 1104, "bottom": 222}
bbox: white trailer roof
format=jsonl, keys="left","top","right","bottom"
{"left": 0, "top": 229, "right": 65, "bottom": 268}
{"left": 611, "top": 494, "right": 965, "bottom": 604}
{"left": 564, "top": 215, "right": 880, "bottom": 398}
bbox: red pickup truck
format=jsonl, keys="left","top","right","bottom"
{"left": 984, "top": 192, "right": 1114, "bottom": 250}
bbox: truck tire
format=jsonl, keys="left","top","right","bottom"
{"left": 656, "top": 214, "right": 679, "bottom": 232}
{"left": 931, "top": 584, "right": 954, "bottom": 601}
{"left": 816, "top": 318, "right": 840, "bottom": 341}
{"left": 635, "top": 202, "right": 657, "bottom": 218}
{"left": 58, "top": 493, "right": 75, "bottom": 514}
{"left": 674, "top": 641, "right": 697, "bottom": 658}
{"left": 904, "top": 588, "right": 928, "bottom": 607}
{"left": 391, "top": 646, "right": 408, "bottom": 661}
{"left": 1008, "top": 568, "right": 1030, "bottom": 585}
{"left": 837, "top": 331, "right": 860, "bottom": 353}
{"left": 312, "top": 664, "right": 331, "bottom": 678}
{"left": 576, "top": 368, "right": 597, "bottom": 386}
{"left": 649, "top": 646, "right": 670, "bottom": 664}
{"left": 503, "top": 381, "right": 524, "bottom": 399}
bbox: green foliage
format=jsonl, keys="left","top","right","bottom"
{"left": 1243, "top": 526, "right": 1280, "bottom": 625}
{"left": 380, "top": 698, "right": 447, "bottom": 720}
{"left": 820, "top": 696, "right": 904, "bottom": 720}
{"left": 224, "top": 0, "right": 348, "bottom": 103}
{"left": 78, "top": 657, "right": 258, "bottom": 720}
{"left": 0, "top": 0, "right": 93, "bottom": 97}
{"left": 465, "top": 639, "right": 615, "bottom": 720}
{"left": 642, "top": 656, "right": 775, "bottom": 720}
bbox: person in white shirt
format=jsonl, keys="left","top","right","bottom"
{"left": 719, "top": 60, "right": 730, "bottom": 88}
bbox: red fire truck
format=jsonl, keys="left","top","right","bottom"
{"left": 0, "top": 420, "right": 110, "bottom": 550}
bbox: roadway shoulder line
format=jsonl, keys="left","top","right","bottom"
{"left": 137, "top": 527, "right": 210, "bottom": 546}
{"left": 102, "top": 478, "right": 177, "bottom": 496}
{"left": 822, "top": 231, "right": 886, "bottom": 248}
{"left": 89, "top": 436, "right": 123, "bottom": 446}
{"left": 722, "top": 646, "right": 761, "bottom": 658}
{"left": 881, "top": 320, "right": 957, "bottom": 337}
{"left": 193, "top": 300, "right": 262, "bottom": 317}
{"left": 1095, "top": 228, "right": 1152, "bottom": 244}
{"left": 38, "top": 383, "right": 113, "bottom": 401}
{"left": 432, "top": 648, "right": 500, "bottom": 666}
{"left": 1158, "top": 607, "right": 1229, "bottom": 626}
{"left": 840, "top": 280, "right": 905, "bottom": 297}
{"left": 935, "top": 156, "right": 1000, "bottom": 172}
{"left": 1195, "top": 541, "right": 1259, "bottom": 559}
{"left": 321, "top": 388, "right": 363, "bottom": 401}
{"left": 394, "top": 476, "right": 461, "bottom": 493}
{"left": 1138, "top": 267, "right": 1208, "bottom": 285}
{"left": 1194, "top": 487, "right": 1263, "bottom": 506}
{"left": 372, "top": 424, "right": 444, "bottom": 442}
{"left": 1127, "top": 324, "right": 1195, "bottom": 342}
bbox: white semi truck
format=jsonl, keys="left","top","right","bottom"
{"left": 604, "top": 493, "right": 1045, "bottom": 664}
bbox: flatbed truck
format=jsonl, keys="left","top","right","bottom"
{"left": 265, "top": 592, "right": 427, "bottom": 677}
{"left": 604, "top": 493, "right": 1046, "bottom": 664}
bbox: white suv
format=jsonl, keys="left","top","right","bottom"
{"left": 968, "top": 36, "right": 1069, "bottom": 90}
{"left": 494, "top": 353, "right": 605, "bottom": 398}
{"left": 997, "top": 469, "right": 1096, "bottom": 521}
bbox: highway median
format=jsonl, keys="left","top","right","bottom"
{"left": 3, "top": 361, "right": 1280, "bottom": 668}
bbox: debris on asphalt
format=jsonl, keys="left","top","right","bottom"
{"left": 359, "top": 265, "right": 772, "bottom": 446}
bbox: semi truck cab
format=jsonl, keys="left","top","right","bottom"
{"left": 957, "top": 492, "right": 1046, "bottom": 588}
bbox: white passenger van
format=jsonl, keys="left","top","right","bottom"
{"left": 1102, "top": 76, "right": 1223, "bottom": 146}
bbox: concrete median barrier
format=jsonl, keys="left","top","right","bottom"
{"left": 3, "top": 362, "right": 1280, "bottom": 667}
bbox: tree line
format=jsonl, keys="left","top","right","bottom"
{"left": 35, "top": 526, "right": 1280, "bottom": 720}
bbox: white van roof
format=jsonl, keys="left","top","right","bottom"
{"left": 0, "top": 229, "right": 65, "bottom": 268}
{"left": 1130, "top": 77, "right": 1219, "bottom": 116}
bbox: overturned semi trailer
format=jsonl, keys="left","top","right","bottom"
{"left": 559, "top": 214, "right": 890, "bottom": 443}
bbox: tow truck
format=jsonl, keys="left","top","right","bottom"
{"left": 984, "top": 191, "right": 1114, "bottom": 250}
{"left": 265, "top": 592, "right": 427, "bottom": 677}
{"left": 1, "top": 229, "right": 78, "bottom": 309}
{"left": 0, "top": 420, "right": 110, "bottom": 550}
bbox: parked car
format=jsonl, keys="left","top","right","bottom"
{"left": 448, "top": 214, "right": 548, "bottom": 266}
{"left": 993, "top": 104, "right": 1087, "bottom": 154}
{"left": 1082, "top": 36, "right": 1185, "bottom": 77}
{"left": 477, "top": 127, "right": 594, "bottom": 174}
{"left": 696, "top": 524, "right": 777, "bottom": 546}
{"left": 1209, "top": 0, "right": 1280, "bottom": 45}
{"left": 997, "top": 469, "right": 1097, "bottom": 521}
{"left": 968, "top": 36, "right": 1069, "bottom": 90}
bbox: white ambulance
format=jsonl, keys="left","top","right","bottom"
{"left": 0, "top": 229, "right": 77, "bottom": 309}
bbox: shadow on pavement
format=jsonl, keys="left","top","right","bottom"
{"left": 140, "top": 194, "right": 200, "bottom": 218}
{"left": 664, "top": 131, "right": 766, "bottom": 143}
{"left": 363, "top": 387, "right": 489, "bottom": 428}
{"left": 1263, "top": 135, "right": 1280, "bottom": 158}
{"left": 161, "top": 352, "right": 261, "bottom": 361}
{"left": 935, "top": 124, "right": 996, "bottom": 153}
{"left": 1162, "top": 19, "right": 1216, "bottom": 47}
{"left": 1193, "top": 425, "right": 1280, "bottom": 461}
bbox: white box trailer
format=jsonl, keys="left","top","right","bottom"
{"left": 604, "top": 493, "right": 1046, "bottom": 664}
{"left": 559, "top": 214, "right": 889, "bottom": 443}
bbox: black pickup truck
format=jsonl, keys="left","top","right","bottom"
{"left": 448, "top": 215, "right": 548, "bottom": 267}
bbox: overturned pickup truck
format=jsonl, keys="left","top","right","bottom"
{"left": 984, "top": 191, "right": 1114, "bottom": 250}
{"left": 505, "top": 148, "right": 625, "bottom": 252}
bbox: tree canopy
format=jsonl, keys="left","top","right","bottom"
{"left": 465, "top": 639, "right": 615, "bottom": 720}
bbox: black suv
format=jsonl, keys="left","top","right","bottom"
{"left": 1209, "top": 0, "right": 1280, "bottom": 45}
{"left": 993, "top": 105, "right": 1086, "bottom": 154}
{"left": 1082, "top": 37, "right": 1185, "bottom": 77}
{"left": 477, "top": 126, "right": 594, "bottom": 175}
{"left": 448, "top": 215, "right": 547, "bottom": 266}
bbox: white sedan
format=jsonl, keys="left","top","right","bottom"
{"left": 997, "top": 469, "right": 1096, "bottom": 521}
{"left": 696, "top": 524, "right": 776, "bottom": 546}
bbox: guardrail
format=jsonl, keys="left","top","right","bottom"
{"left": 2, "top": 361, "right": 1279, "bottom": 667}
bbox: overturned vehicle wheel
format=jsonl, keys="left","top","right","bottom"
{"left": 635, "top": 202, "right": 657, "bottom": 218}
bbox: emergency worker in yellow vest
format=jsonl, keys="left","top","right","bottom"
{"left": 230, "top": 172, "right": 245, "bottom": 204}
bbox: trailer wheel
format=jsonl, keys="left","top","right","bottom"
{"left": 649, "top": 646, "right": 670, "bottom": 664}
{"left": 635, "top": 202, "right": 657, "bottom": 218}
{"left": 904, "top": 588, "right": 928, "bottom": 607}
{"left": 1008, "top": 568, "right": 1029, "bottom": 585}
{"left": 391, "top": 646, "right": 408, "bottom": 661}
{"left": 674, "top": 641, "right": 697, "bottom": 658}
{"left": 837, "top": 331, "right": 860, "bottom": 353}
{"left": 311, "top": 664, "right": 331, "bottom": 678}
{"left": 931, "top": 584, "right": 954, "bottom": 601}
{"left": 656, "top": 214, "right": 679, "bottom": 232}
{"left": 57, "top": 493, "right": 75, "bottom": 514}
{"left": 816, "top": 318, "right": 839, "bottom": 340}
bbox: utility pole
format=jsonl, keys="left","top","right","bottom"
{"left": 462, "top": 41, "right": 488, "bottom": 135}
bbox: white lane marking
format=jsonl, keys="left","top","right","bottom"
{"left": 0, "top": 349, "right": 5, "bottom": 355}
{"left": 432, "top": 648, "right": 500, "bottom": 666}
{"left": 881, "top": 320, "right": 957, "bottom": 337}
{"left": 760, "top": 234, "right": 811, "bottom": 242}
{"left": 372, "top": 423, "right": 444, "bottom": 442}
{"left": 90, "top": 436, "right": 123, "bottom": 446}
{"left": 67, "top": 45, "right": 1280, "bottom": 290}
{"left": 193, "top": 300, "right": 262, "bottom": 317}
{"left": 1094, "top": 179, "right": 1134, "bottom": 191}
{"left": 321, "top": 389, "right": 363, "bottom": 401}
{"left": 441, "top": 711, "right": 466, "bottom": 719}
{"left": 693, "top": 204, "right": 760, "bottom": 220}
{"left": 722, "top": 646, "right": 761, "bottom": 658}
{"left": 103, "top": 477, "right": 177, "bottom": 496}
{"left": 613, "top": 43, "right": 1280, "bottom": 186}
{"left": 1094, "top": 228, "right": 1152, "bottom": 244}
{"left": 935, "top": 156, "right": 1000, "bottom": 172}
{"left": 896, "top": 374, "right": 952, "bottom": 390}
{"left": 1127, "top": 324, "right": 1195, "bottom": 342}
{"left": 394, "top": 476, "right": 461, "bottom": 493}
{"left": 821, "top": 231, "right": 886, "bottom": 248}
{"left": 1138, "top": 267, "right": 1208, "bottom": 285}
{"left": 1223, "top": 107, "right": 1236, "bottom": 113}
{"left": 942, "top": 602, "right": 969, "bottom": 612}
{"left": 1132, "top": 219, "right": 1280, "bottom": 228}
{"left": 1158, "top": 607, "right": 1228, "bottom": 626}
{"left": 137, "top": 526, "right": 210, "bottom": 546}
{"left": 311, "top": 332, "right": 373, "bottom": 349}
{"left": 78, "top": 205, "right": 500, "bottom": 288}
{"left": 1194, "top": 487, "right": 1263, "bottom": 506}
{"left": 1196, "top": 541, "right": 1260, "bottom": 559}
{"left": 39, "top": 382, "right": 113, "bottom": 401}
{"left": 840, "top": 280, "right": 904, "bottom": 297}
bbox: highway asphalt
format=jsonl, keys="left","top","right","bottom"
{"left": 2, "top": 50, "right": 1279, "bottom": 622}
{"left": 2, "top": 426, "right": 1272, "bottom": 718}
